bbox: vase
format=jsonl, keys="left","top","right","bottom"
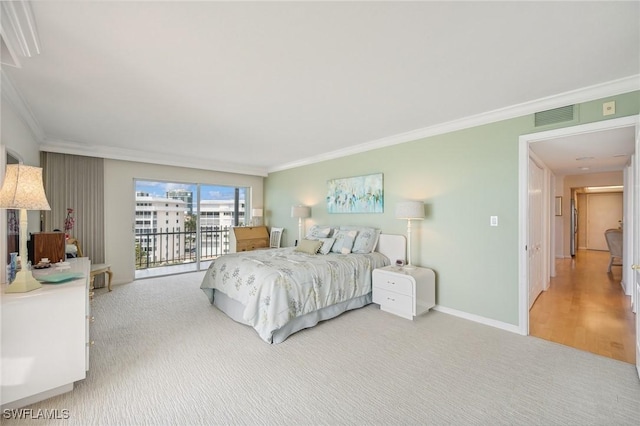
{"left": 8, "top": 252, "right": 18, "bottom": 283}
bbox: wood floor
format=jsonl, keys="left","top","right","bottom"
{"left": 529, "top": 249, "right": 636, "bottom": 364}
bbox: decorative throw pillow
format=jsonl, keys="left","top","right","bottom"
{"left": 330, "top": 230, "right": 358, "bottom": 254}
{"left": 305, "top": 225, "right": 332, "bottom": 239}
{"left": 340, "top": 226, "right": 381, "bottom": 254}
{"left": 294, "top": 239, "right": 323, "bottom": 255}
{"left": 317, "top": 238, "right": 336, "bottom": 255}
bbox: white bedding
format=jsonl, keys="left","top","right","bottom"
{"left": 200, "top": 247, "right": 390, "bottom": 343}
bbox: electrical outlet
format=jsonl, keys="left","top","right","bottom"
{"left": 603, "top": 101, "right": 615, "bottom": 116}
{"left": 490, "top": 216, "right": 498, "bottom": 227}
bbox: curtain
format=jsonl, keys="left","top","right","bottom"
{"left": 40, "top": 152, "right": 106, "bottom": 288}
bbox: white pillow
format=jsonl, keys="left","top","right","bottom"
{"left": 317, "top": 238, "right": 336, "bottom": 255}
{"left": 340, "top": 226, "right": 381, "bottom": 254}
{"left": 305, "top": 225, "right": 332, "bottom": 239}
{"left": 330, "top": 230, "right": 358, "bottom": 254}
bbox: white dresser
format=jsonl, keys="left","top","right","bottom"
{"left": 372, "top": 265, "right": 435, "bottom": 320}
{"left": 1, "top": 258, "right": 91, "bottom": 409}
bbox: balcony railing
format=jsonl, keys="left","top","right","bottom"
{"left": 135, "top": 226, "right": 231, "bottom": 270}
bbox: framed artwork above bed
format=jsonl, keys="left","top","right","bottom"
{"left": 326, "top": 173, "right": 383, "bottom": 214}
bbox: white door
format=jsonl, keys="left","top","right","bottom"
{"left": 529, "top": 156, "right": 545, "bottom": 308}
{"left": 586, "top": 192, "right": 623, "bottom": 251}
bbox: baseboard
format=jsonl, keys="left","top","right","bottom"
{"left": 433, "top": 305, "right": 522, "bottom": 335}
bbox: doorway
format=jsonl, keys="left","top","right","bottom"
{"left": 518, "top": 115, "right": 638, "bottom": 363}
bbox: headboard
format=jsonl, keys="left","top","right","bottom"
{"left": 375, "top": 234, "right": 406, "bottom": 265}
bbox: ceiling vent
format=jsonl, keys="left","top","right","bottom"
{"left": 534, "top": 105, "right": 575, "bottom": 127}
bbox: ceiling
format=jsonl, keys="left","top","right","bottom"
{"left": 529, "top": 126, "right": 636, "bottom": 176}
{"left": 2, "top": 1, "right": 639, "bottom": 176}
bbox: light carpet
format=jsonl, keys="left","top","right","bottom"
{"left": 5, "top": 272, "right": 640, "bottom": 425}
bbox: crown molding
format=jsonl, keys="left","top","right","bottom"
{"left": 0, "top": 0, "right": 41, "bottom": 63}
{"left": 1, "top": 70, "right": 44, "bottom": 141}
{"left": 268, "top": 74, "right": 640, "bottom": 173}
{"left": 39, "top": 139, "right": 269, "bottom": 177}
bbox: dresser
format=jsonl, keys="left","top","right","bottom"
{"left": 229, "top": 226, "right": 269, "bottom": 252}
{"left": 1, "top": 258, "right": 91, "bottom": 409}
{"left": 372, "top": 265, "right": 435, "bottom": 320}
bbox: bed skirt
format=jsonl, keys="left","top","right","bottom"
{"left": 212, "top": 290, "right": 372, "bottom": 344}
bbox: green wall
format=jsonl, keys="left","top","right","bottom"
{"left": 265, "top": 91, "right": 639, "bottom": 326}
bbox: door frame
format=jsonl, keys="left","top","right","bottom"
{"left": 518, "top": 115, "right": 639, "bottom": 335}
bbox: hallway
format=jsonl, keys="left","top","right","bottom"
{"left": 529, "top": 249, "right": 636, "bottom": 364}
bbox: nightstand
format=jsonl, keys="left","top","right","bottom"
{"left": 372, "top": 265, "right": 435, "bottom": 320}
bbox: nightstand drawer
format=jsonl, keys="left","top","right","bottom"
{"left": 372, "top": 288, "right": 412, "bottom": 315}
{"left": 373, "top": 270, "right": 413, "bottom": 296}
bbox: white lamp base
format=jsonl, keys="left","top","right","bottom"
{"left": 5, "top": 269, "right": 42, "bottom": 293}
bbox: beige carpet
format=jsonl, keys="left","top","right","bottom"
{"left": 5, "top": 271, "right": 640, "bottom": 425}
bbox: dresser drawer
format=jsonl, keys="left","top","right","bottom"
{"left": 372, "top": 287, "right": 413, "bottom": 315}
{"left": 373, "top": 270, "right": 413, "bottom": 296}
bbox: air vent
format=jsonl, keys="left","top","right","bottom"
{"left": 534, "top": 105, "right": 575, "bottom": 127}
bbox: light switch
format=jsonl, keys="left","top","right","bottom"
{"left": 490, "top": 216, "right": 498, "bottom": 227}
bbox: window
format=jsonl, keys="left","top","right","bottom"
{"left": 134, "top": 179, "right": 249, "bottom": 276}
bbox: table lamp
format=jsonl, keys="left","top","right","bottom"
{"left": 395, "top": 201, "right": 424, "bottom": 268}
{"left": 251, "top": 208, "right": 263, "bottom": 226}
{"left": 291, "top": 205, "right": 310, "bottom": 244}
{"left": 0, "top": 165, "right": 51, "bottom": 293}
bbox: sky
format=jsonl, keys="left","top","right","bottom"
{"left": 135, "top": 180, "right": 246, "bottom": 201}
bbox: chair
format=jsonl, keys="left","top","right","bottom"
{"left": 66, "top": 237, "right": 113, "bottom": 291}
{"left": 270, "top": 227, "right": 284, "bottom": 248}
{"left": 604, "top": 228, "right": 623, "bottom": 273}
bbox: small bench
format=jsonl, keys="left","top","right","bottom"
{"left": 91, "top": 264, "right": 113, "bottom": 292}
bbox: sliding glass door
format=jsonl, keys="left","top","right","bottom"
{"left": 134, "top": 180, "right": 247, "bottom": 278}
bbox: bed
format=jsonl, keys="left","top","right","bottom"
{"left": 200, "top": 231, "right": 405, "bottom": 343}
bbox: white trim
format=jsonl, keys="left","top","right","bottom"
{"left": 269, "top": 75, "right": 640, "bottom": 173}
{"left": 433, "top": 305, "right": 522, "bottom": 335}
{"left": 518, "top": 115, "right": 640, "bottom": 336}
{"left": 3, "top": 67, "right": 638, "bottom": 176}
{"left": 1, "top": 70, "right": 44, "bottom": 142}
{"left": 40, "top": 139, "right": 268, "bottom": 177}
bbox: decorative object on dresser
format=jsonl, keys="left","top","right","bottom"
{"left": 29, "top": 232, "right": 66, "bottom": 265}
{"left": 229, "top": 226, "right": 269, "bottom": 253}
{"left": 251, "top": 208, "right": 263, "bottom": 226}
{"left": 0, "top": 165, "right": 51, "bottom": 293}
{"left": 291, "top": 205, "right": 310, "bottom": 244}
{"left": 395, "top": 200, "right": 425, "bottom": 268}
{"left": 372, "top": 265, "right": 435, "bottom": 320}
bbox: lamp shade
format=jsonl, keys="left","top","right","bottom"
{"left": 0, "top": 165, "right": 51, "bottom": 210}
{"left": 395, "top": 201, "right": 424, "bottom": 220}
{"left": 251, "top": 208, "right": 263, "bottom": 217}
{"left": 291, "top": 205, "right": 310, "bottom": 218}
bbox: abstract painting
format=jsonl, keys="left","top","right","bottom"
{"left": 326, "top": 173, "right": 383, "bottom": 214}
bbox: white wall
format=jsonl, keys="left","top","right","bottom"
{"left": 561, "top": 171, "right": 624, "bottom": 257}
{"left": 1, "top": 97, "right": 43, "bottom": 236}
{"left": 104, "top": 159, "right": 264, "bottom": 284}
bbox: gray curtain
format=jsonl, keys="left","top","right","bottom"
{"left": 40, "top": 152, "right": 106, "bottom": 288}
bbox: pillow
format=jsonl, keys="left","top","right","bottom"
{"left": 294, "top": 239, "right": 323, "bottom": 255}
{"left": 330, "top": 230, "right": 358, "bottom": 254}
{"left": 317, "top": 238, "right": 336, "bottom": 255}
{"left": 340, "top": 226, "right": 381, "bottom": 254}
{"left": 305, "top": 225, "right": 332, "bottom": 239}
